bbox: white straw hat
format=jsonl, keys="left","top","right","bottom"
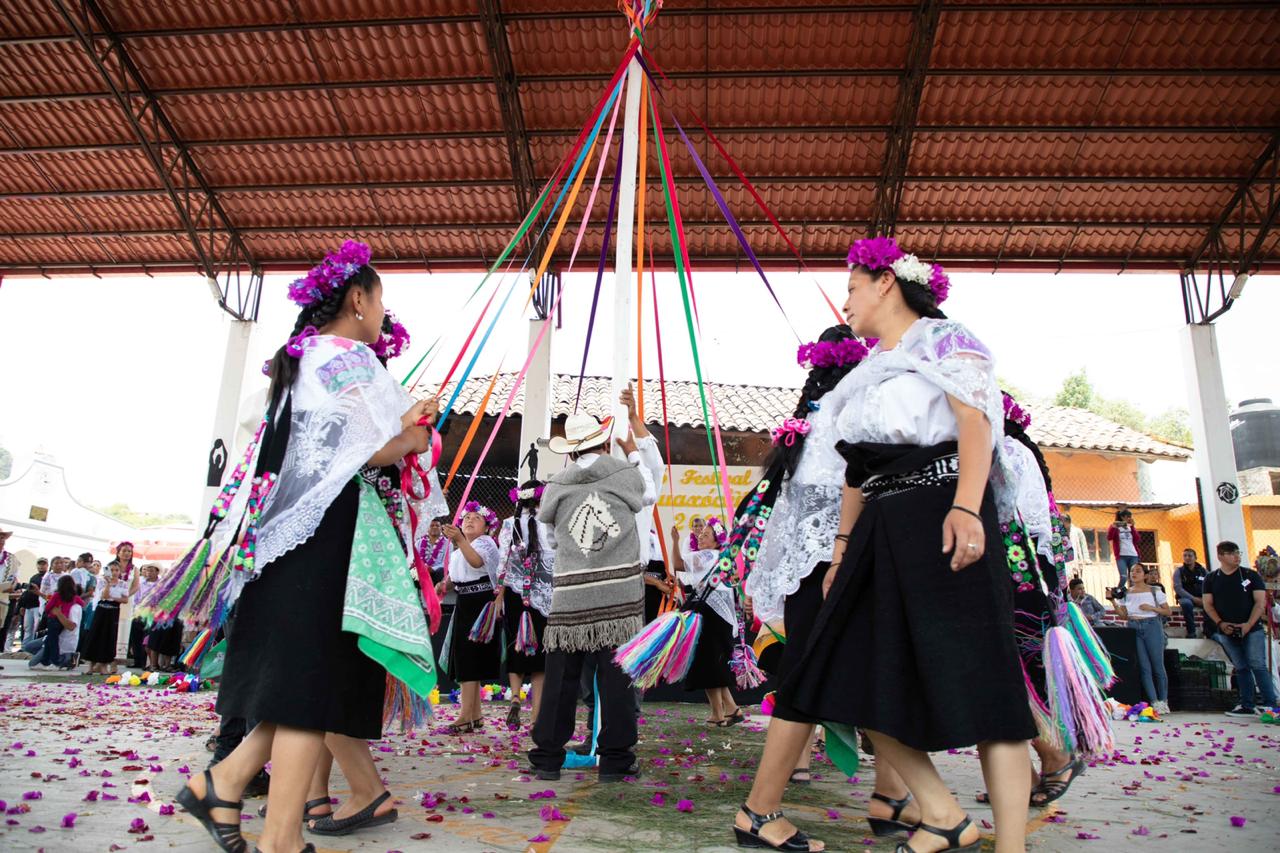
{"left": 547, "top": 413, "right": 614, "bottom": 455}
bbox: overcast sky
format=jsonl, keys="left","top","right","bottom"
{"left": 1, "top": 266, "right": 1275, "bottom": 517}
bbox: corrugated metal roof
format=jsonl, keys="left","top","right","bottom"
{"left": 438, "top": 371, "right": 1192, "bottom": 460}
{"left": 0, "top": 1, "right": 1277, "bottom": 274}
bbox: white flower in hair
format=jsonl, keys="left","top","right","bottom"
{"left": 890, "top": 254, "right": 932, "bottom": 288}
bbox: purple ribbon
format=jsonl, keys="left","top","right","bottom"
{"left": 285, "top": 326, "right": 319, "bottom": 358}
{"left": 574, "top": 130, "right": 626, "bottom": 412}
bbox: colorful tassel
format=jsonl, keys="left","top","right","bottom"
{"left": 382, "top": 675, "right": 432, "bottom": 733}
{"left": 515, "top": 610, "right": 539, "bottom": 655}
{"left": 613, "top": 611, "right": 703, "bottom": 689}
{"left": 730, "top": 643, "right": 765, "bottom": 690}
{"left": 1044, "top": 626, "right": 1115, "bottom": 757}
{"left": 185, "top": 542, "right": 237, "bottom": 626}
{"left": 1062, "top": 601, "right": 1116, "bottom": 689}
{"left": 468, "top": 600, "right": 500, "bottom": 643}
{"left": 1023, "top": 660, "right": 1066, "bottom": 753}
{"left": 135, "top": 538, "right": 212, "bottom": 626}
{"left": 663, "top": 612, "right": 702, "bottom": 683}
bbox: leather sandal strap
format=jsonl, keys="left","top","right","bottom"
{"left": 915, "top": 817, "right": 973, "bottom": 845}
{"left": 741, "top": 802, "right": 786, "bottom": 829}
{"left": 871, "top": 791, "right": 913, "bottom": 821}
{"left": 304, "top": 797, "right": 332, "bottom": 815}
{"left": 314, "top": 791, "right": 391, "bottom": 831}
{"left": 1042, "top": 757, "right": 1080, "bottom": 779}
{"left": 203, "top": 769, "right": 244, "bottom": 812}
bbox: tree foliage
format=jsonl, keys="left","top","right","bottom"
{"left": 1053, "top": 370, "right": 1192, "bottom": 447}
{"left": 93, "top": 503, "right": 192, "bottom": 528}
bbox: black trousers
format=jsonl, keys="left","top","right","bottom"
{"left": 529, "top": 647, "right": 637, "bottom": 775}
{"left": 581, "top": 653, "right": 641, "bottom": 736}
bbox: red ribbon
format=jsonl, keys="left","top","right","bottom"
{"left": 401, "top": 424, "right": 444, "bottom": 633}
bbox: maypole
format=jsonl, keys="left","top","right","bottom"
{"left": 609, "top": 3, "right": 649, "bottom": 443}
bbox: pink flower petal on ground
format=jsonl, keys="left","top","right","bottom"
{"left": 1076, "top": 832, "right": 1101, "bottom": 840}
{"left": 827, "top": 809, "right": 841, "bottom": 820}
{"left": 650, "top": 793, "right": 666, "bottom": 806}
{"left": 528, "top": 833, "right": 550, "bottom": 842}
{"left": 158, "top": 805, "right": 174, "bottom": 816}
{"left": 21, "top": 792, "right": 41, "bottom": 801}
{"left": 540, "top": 805, "right": 567, "bottom": 821}
{"left": 61, "top": 813, "right": 76, "bottom": 828}
{"left": 1229, "top": 816, "right": 1247, "bottom": 828}
{"left": 676, "top": 799, "right": 694, "bottom": 813}
{"left": 1133, "top": 826, "right": 1150, "bottom": 836}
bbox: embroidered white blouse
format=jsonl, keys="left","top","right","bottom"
{"left": 448, "top": 535, "right": 501, "bottom": 586}
{"left": 679, "top": 548, "right": 738, "bottom": 636}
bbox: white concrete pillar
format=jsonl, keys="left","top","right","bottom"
{"left": 609, "top": 60, "right": 645, "bottom": 455}
{"left": 519, "top": 317, "right": 557, "bottom": 480}
{"left": 1182, "top": 323, "right": 1247, "bottom": 551}
{"left": 197, "top": 314, "right": 254, "bottom": 519}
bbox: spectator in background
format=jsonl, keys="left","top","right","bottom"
{"left": 39, "top": 556, "right": 70, "bottom": 611}
{"left": 23, "top": 574, "right": 82, "bottom": 670}
{"left": 1108, "top": 509, "right": 1141, "bottom": 591}
{"left": 1069, "top": 578, "right": 1107, "bottom": 626}
{"left": 1203, "top": 541, "right": 1277, "bottom": 717}
{"left": 1113, "top": 562, "right": 1172, "bottom": 715}
{"left": 70, "top": 552, "right": 93, "bottom": 594}
{"left": 17, "top": 558, "right": 48, "bottom": 647}
{"left": 0, "top": 529, "right": 20, "bottom": 645}
{"left": 127, "top": 563, "right": 159, "bottom": 670}
{"left": 1173, "top": 548, "right": 1209, "bottom": 639}
{"left": 1062, "top": 512, "right": 1091, "bottom": 576}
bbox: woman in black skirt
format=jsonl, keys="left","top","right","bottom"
{"left": 83, "top": 562, "right": 129, "bottom": 674}
{"left": 435, "top": 503, "right": 502, "bottom": 734}
{"left": 497, "top": 481, "right": 555, "bottom": 729}
{"left": 734, "top": 239, "right": 1035, "bottom": 853}
{"left": 176, "top": 245, "right": 436, "bottom": 853}
{"left": 672, "top": 518, "right": 743, "bottom": 726}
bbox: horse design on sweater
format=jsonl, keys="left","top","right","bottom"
{"left": 566, "top": 492, "right": 621, "bottom": 554}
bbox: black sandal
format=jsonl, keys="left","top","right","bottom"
{"left": 257, "top": 796, "right": 332, "bottom": 821}
{"left": 734, "top": 802, "right": 821, "bottom": 851}
{"left": 1031, "top": 756, "right": 1085, "bottom": 807}
{"left": 896, "top": 816, "right": 979, "bottom": 853}
{"left": 720, "top": 708, "right": 746, "bottom": 728}
{"left": 868, "top": 791, "right": 917, "bottom": 837}
{"left": 506, "top": 701, "right": 521, "bottom": 728}
{"left": 447, "top": 718, "right": 483, "bottom": 734}
{"left": 254, "top": 846, "right": 315, "bottom": 853}
{"left": 788, "top": 768, "right": 812, "bottom": 786}
{"left": 307, "top": 790, "right": 398, "bottom": 836}
{"left": 174, "top": 769, "right": 246, "bottom": 853}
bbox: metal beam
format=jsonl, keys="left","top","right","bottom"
{"left": 1181, "top": 130, "right": 1280, "bottom": 323}
{"left": 48, "top": 0, "right": 261, "bottom": 321}
{"left": 869, "top": 0, "right": 942, "bottom": 238}
{"left": 1, "top": 124, "right": 1270, "bottom": 157}
{"left": 477, "top": 0, "right": 546, "bottom": 267}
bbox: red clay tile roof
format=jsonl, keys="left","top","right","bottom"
{"left": 441, "top": 372, "right": 1191, "bottom": 460}
{"left": 0, "top": 1, "right": 1277, "bottom": 275}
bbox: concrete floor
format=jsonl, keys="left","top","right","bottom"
{"left": 0, "top": 659, "right": 1277, "bottom": 852}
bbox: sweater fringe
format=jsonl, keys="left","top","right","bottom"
{"left": 545, "top": 616, "right": 645, "bottom": 654}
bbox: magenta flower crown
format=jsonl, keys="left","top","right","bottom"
{"left": 704, "top": 517, "right": 728, "bottom": 548}
{"left": 1002, "top": 392, "right": 1032, "bottom": 429}
{"left": 796, "top": 337, "right": 869, "bottom": 369}
{"left": 846, "top": 236, "right": 950, "bottom": 305}
{"left": 287, "top": 240, "right": 372, "bottom": 308}
{"left": 509, "top": 483, "right": 547, "bottom": 503}
{"left": 371, "top": 310, "right": 410, "bottom": 360}
{"left": 462, "top": 501, "right": 499, "bottom": 532}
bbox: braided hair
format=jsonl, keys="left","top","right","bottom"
{"left": 511, "top": 478, "right": 545, "bottom": 578}
{"left": 768, "top": 324, "right": 862, "bottom": 478}
{"left": 851, "top": 263, "right": 947, "bottom": 320}
{"left": 265, "top": 264, "right": 380, "bottom": 407}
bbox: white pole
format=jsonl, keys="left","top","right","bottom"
{"left": 1182, "top": 322, "right": 1247, "bottom": 551}
{"left": 519, "top": 314, "right": 556, "bottom": 478}
{"left": 610, "top": 56, "right": 645, "bottom": 452}
{"left": 197, "top": 306, "right": 254, "bottom": 520}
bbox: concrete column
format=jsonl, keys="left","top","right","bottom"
{"left": 1182, "top": 323, "right": 1247, "bottom": 551}
{"left": 518, "top": 317, "right": 557, "bottom": 480}
{"left": 609, "top": 60, "right": 645, "bottom": 455}
{"left": 197, "top": 313, "right": 254, "bottom": 519}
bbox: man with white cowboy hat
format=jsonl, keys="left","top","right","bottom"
{"left": 528, "top": 385, "right": 659, "bottom": 782}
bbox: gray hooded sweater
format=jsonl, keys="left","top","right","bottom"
{"left": 538, "top": 453, "right": 646, "bottom": 653}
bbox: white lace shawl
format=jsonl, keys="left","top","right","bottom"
{"left": 744, "top": 398, "right": 845, "bottom": 623}
{"left": 680, "top": 549, "right": 738, "bottom": 636}
{"left": 1003, "top": 437, "right": 1055, "bottom": 562}
{"left": 256, "top": 336, "right": 409, "bottom": 571}
{"left": 498, "top": 513, "right": 557, "bottom": 616}
{"left": 830, "top": 318, "right": 1017, "bottom": 521}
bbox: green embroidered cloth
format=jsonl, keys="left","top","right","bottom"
{"left": 344, "top": 479, "right": 437, "bottom": 699}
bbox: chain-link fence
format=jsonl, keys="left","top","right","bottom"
{"left": 439, "top": 466, "right": 519, "bottom": 524}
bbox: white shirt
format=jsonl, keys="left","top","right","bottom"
{"left": 58, "top": 605, "right": 82, "bottom": 656}
{"left": 1123, "top": 588, "right": 1166, "bottom": 620}
{"left": 1069, "top": 525, "right": 1091, "bottom": 565}
{"left": 133, "top": 576, "right": 156, "bottom": 605}
{"left": 39, "top": 571, "right": 64, "bottom": 612}
{"left": 1117, "top": 525, "right": 1138, "bottom": 557}
{"left": 447, "top": 535, "right": 500, "bottom": 585}
{"left": 679, "top": 549, "right": 737, "bottom": 636}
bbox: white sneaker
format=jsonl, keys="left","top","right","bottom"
{"left": 1153, "top": 701, "right": 1170, "bottom": 716}
{"left": 1225, "top": 705, "right": 1256, "bottom": 718}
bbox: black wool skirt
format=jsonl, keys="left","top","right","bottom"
{"left": 82, "top": 604, "right": 121, "bottom": 664}
{"left": 770, "top": 564, "right": 827, "bottom": 723}
{"left": 781, "top": 444, "right": 1037, "bottom": 752}
{"left": 502, "top": 594, "right": 548, "bottom": 676}
{"left": 683, "top": 598, "right": 735, "bottom": 690}
{"left": 146, "top": 619, "right": 184, "bottom": 658}
{"left": 449, "top": 589, "right": 502, "bottom": 683}
{"left": 216, "top": 480, "right": 385, "bottom": 740}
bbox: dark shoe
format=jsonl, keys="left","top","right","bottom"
{"left": 1225, "top": 705, "right": 1256, "bottom": 718}
{"left": 254, "top": 846, "right": 315, "bottom": 853}
{"left": 307, "top": 790, "right": 398, "bottom": 836}
{"left": 720, "top": 708, "right": 746, "bottom": 728}
{"left": 174, "top": 769, "right": 246, "bottom": 852}
{"left": 868, "top": 791, "right": 918, "bottom": 837}
{"left": 896, "top": 816, "right": 979, "bottom": 853}
{"left": 569, "top": 742, "right": 594, "bottom": 756}
{"left": 243, "top": 771, "right": 271, "bottom": 800}
{"left": 599, "top": 763, "right": 642, "bottom": 783}
{"left": 522, "top": 765, "right": 562, "bottom": 781}
{"left": 1030, "top": 756, "right": 1085, "bottom": 807}
{"left": 733, "top": 802, "right": 820, "bottom": 851}
{"left": 506, "top": 701, "right": 522, "bottom": 728}
{"left": 787, "top": 769, "right": 812, "bottom": 786}
{"left": 447, "top": 718, "right": 483, "bottom": 734}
